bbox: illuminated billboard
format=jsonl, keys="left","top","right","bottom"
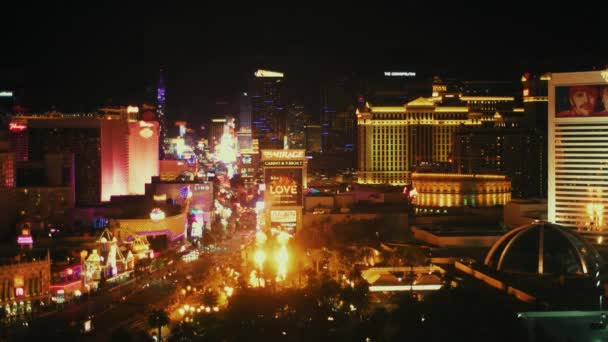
{"left": 555, "top": 84, "right": 608, "bottom": 117}
{"left": 548, "top": 71, "right": 608, "bottom": 230}
{"left": 270, "top": 210, "right": 297, "bottom": 223}
{"left": 262, "top": 149, "right": 306, "bottom": 233}
{"left": 261, "top": 150, "right": 305, "bottom": 160}
{"left": 262, "top": 160, "right": 303, "bottom": 167}
{"left": 265, "top": 168, "right": 303, "bottom": 207}
{"left": 270, "top": 210, "right": 297, "bottom": 233}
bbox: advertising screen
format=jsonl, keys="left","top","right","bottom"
{"left": 265, "top": 168, "right": 303, "bottom": 207}
{"left": 270, "top": 210, "right": 297, "bottom": 223}
{"left": 556, "top": 84, "right": 608, "bottom": 117}
{"left": 271, "top": 221, "right": 296, "bottom": 233}
{"left": 270, "top": 210, "right": 297, "bottom": 233}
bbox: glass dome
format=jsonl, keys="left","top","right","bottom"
{"left": 484, "top": 222, "right": 603, "bottom": 276}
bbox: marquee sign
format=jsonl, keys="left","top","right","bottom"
{"left": 262, "top": 160, "right": 303, "bottom": 167}
{"left": 262, "top": 149, "right": 306, "bottom": 233}
{"left": 261, "top": 150, "right": 305, "bottom": 160}
{"left": 270, "top": 210, "right": 297, "bottom": 223}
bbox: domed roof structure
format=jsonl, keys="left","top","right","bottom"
{"left": 484, "top": 222, "right": 603, "bottom": 276}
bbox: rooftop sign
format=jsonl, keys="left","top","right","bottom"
{"left": 261, "top": 149, "right": 305, "bottom": 160}
{"left": 255, "top": 69, "right": 284, "bottom": 78}
{"left": 384, "top": 71, "right": 416, "bottom": 77}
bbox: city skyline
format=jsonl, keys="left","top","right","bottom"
{"left": 2, "top": 3, "right": 608, "bottom": 336}
{"left": 2, "top": 4, "right": 608, "bottom": 124}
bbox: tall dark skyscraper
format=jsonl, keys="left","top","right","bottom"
{"left": 238, "top": 92, "right": 253, "bottom": 150}
{"left": 521, "top": 73, "right": 549, "bottom": 198}
{"left": 286, "top": 102, "right": 309, "bottom": 149}
{"left": 239, "top": 92, "right": 252, "bottom": 132}
{"left": 320, "top": 76, "right": 356, "bottom": 153}
{"left": 157, "top": 67, "right": 168, "bottom": 158}
{"left": 249, "top": 69, "right": 286, "bottom": 149}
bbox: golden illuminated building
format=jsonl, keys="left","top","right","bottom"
{"left": 411, "top": 173, "right": 511, "bottom": 213}
{"left": 357, "top": 95, "right": 510, "bottom": 185}
{"left": 0, "top": 252, "right": 51, "bottom": 318}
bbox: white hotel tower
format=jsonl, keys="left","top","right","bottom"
{"left": 549, "top": 70, "right": 608, "bottom": 239}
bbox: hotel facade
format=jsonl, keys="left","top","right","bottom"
{"left": 357, "top": 96, "right": 513, "bottom": 185}
{"left": 9, "top": 108, "right": 159, "bottom": 204}
{"left": 548, "top": 71, "right": 608, "bottom": 234}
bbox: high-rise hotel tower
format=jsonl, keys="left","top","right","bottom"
{"left": 549, "top": 71, "right": 608, "bottom": 236}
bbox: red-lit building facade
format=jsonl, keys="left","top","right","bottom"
{"left": 101, "top": 119, "right": 160, "bottom": 201}
{"left": 8, "top": 109, "right": 159, "bottom": 204}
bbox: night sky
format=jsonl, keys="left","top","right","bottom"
{"left": 2, "top": 3, "right": 607, "bottom": 124}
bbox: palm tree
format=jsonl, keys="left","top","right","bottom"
{"left": 202, "top": 289, "right": 219, "bottom": 308}
{"left": 168, "top": 322, "right": 196, "bottom": 342}
{"left": 148, "top": 309, "right": 169, "bottom": 342}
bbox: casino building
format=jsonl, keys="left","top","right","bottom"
{"left": 411, "top": 172, "right": 511, "bottom": 215}
{"left": 357, "top": 95, "right": 514, "bottom": 185}
{"left": 548, "top": 71, "right": 608, "bottom": 240}
{"left": 8, "top": 107, "right": 159, "bottom": 204}
{"left": 0, "top": 251, "right": 51, "bottom": 322}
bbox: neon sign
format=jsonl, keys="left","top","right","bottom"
{"left": 384, "top": 71, "right": 416, "bottom": 77}
{"left": 15, "top": 287, "right": 24, "bottom": 297}
{"left": 270, "top": 184, "right": 297, "bottom": 195}
{"left": 261, "top": 150, "right": 305, "bottom": 160}
{"left": 9, "top": 122, "right": 27, "bottom": 132}
{"left": 17, "top": 236, "right": 33, "bottom": 244}
{"left": 17, "top": 228, "right": 33, "bottom": 245}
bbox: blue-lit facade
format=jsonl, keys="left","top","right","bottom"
{"left": 250, "top": 71, "right": 286, "bottom": 149}
{"left": 319, "top": 77, "right": 360, "bottom": 153}
{"left": 157, "top": 68, "right": 167, "bottom": 157}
